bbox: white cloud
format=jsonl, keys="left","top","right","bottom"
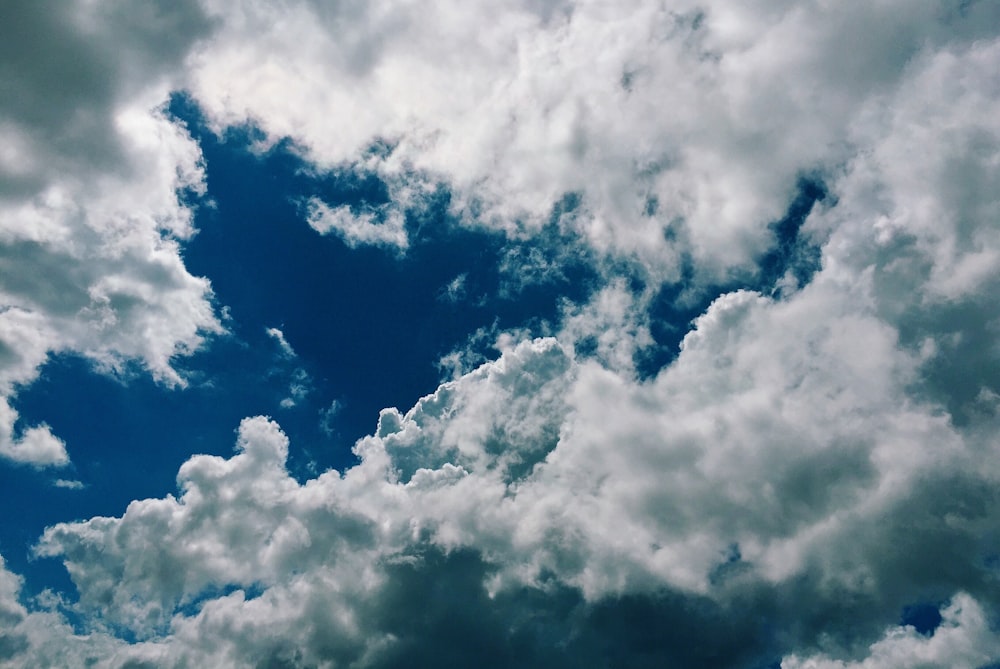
{"left": 781, "top": 593, "right": 1000, "bottom": 669}
{"left": 264, "top": 328, "right": 312, "bottom": 408}
{"left": 23, "top": 294, "right": 1000, "bottom": 664}
{"left": 808, "top": 37, "right": 1000, "bottom": 425}
{"left": 306, "top": 199, "right": 408, "bottom": 251}
{"left": 0, "top": 0, "right": 223, "bottom": 466}
{"left": 185, "top": 0, "right": 1000, "bottom": 284}
{"left": 557, "top": 278, "right": 653, "bottom": 375}
{"left": 0, "top": 397, "right": 67, "bottom": 467}
{"left": 279, "top": 369, "right": 311, "bottom": 409}
{"left": 318, "top": 398, "right": 342, "bottom": 436}
{"left": 438, "top": 273, "right": 467, "bottom": 304}
{"left": 0, "top": 555, "right": 126, "bottom": 668}
{"left": 265, "top": 327, "right": 296, "bottom": 358}
{"left": 1, "top": 0, "right": 999, "bottom": 666}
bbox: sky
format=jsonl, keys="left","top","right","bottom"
{"left": 1, "top": 1, "right": 1000, "bottom": 667}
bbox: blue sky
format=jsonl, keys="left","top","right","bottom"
{"left": 2, "top": 2, "right": 1000, "bottom": 668}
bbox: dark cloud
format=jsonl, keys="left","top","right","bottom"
{"left": 0, "top": 0, "right": 213, "bottom": 196}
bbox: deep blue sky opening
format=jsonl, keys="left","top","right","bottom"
{"left": 899, "top": 601, "right": 944, "bottom": 636}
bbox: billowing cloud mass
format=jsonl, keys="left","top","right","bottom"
{"left": 2, "top": 0, "right": 1000, "bottom": 668}
{"left": 0, "top": 0, "right": 222, "bottom": 466}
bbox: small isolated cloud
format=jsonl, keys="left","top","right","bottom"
{"left": 0, "top": 399, "right": 67, "bottom": 468}
{"left": 51, "top": 479, "right": 84, "bottom": 491}
{"left": 279, "top": 379, "right": 310, "bottom": 410}
{"left": 437, "top": 273, "right": 467, "bottom": 304}
{"left": 306, "top": 199, "right": 408, "bottom": 251}
{"left": 265, "top": 327, "right": 296, "bottom": 358}
{"left": 265, "top": 328, "right": 310, "bottom": 408}
{"left": 318, "top": 399, "right": 341, "bottom": 435}
{"left": 279, "top": 369, "right": 311, "bottom": 409}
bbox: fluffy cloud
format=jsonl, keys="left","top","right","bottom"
{"left": 186, "top": 0, "right": 1000, "bottom": 281}
{"left": 0, "top": 555, "right": 126, "bottom": 668}
{"left": 22, "top": 291, "right": 1000, "bottom": 665}
{"left": 808, "top": 36, "right": 1000, "bottom": 426}
{"left": 2, "top": 0, "right": 1000, "bottom": 667}
{"left": 782, "top": 594, "right": 1000, "bottom": 669}
{"left": 0, "top": 0, "right": 223, "bottom": 465}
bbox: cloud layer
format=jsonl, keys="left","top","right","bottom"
{"left": 13, "top": 323, "right": 1000, "bottom": 666}
{"left": 1, "top": 0, "right": 999, "bottom": 667}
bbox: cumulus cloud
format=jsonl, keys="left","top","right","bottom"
{"left": 20, "top": 310, "right": 1000, "bottom": 665}
{"left": 782, "top": 593, "right": 1000, "bottom": 669}
{"left": 185, "top": 0, "right": 1000, "bottom": 282}
{"left": 0, "top": 0, "right": 223, "bottom": 466}
{"left": 2, "top": 0, "right": 1000, "bottom": 667}
{"left": 557, "top": 278, "right": 653, "bottom": 375}
{"left": 807, "top": 36, "right": 1000, "bottom": 426}
{"left": 0, "top": 396, "right": 67, "bottom": 467}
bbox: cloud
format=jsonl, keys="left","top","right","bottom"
{"left": 0, "top": 0, "right": 223, "bottom": 466}
{"left": 318, "top": 398, "right": 342, "bottom": 436}
{"left": 2, "top": 0, "right": 1000, "bottom": 667}
{"left": 23, "top": 300, "right": 1000, "bottom": 665}
{"left": 265, "top": 328, "right": 312, "bottom": 408}
{"left": 807, "top": 36, "right": 1000, "bottom": 426}
{"left": 186, "top": 0, "right": 1000, "bottom": 284}
{"left": 0, "top": 555, "right": 125, "bottom": 667}
{"left": 0, "top": 396, "right": 67, "bottom": 467}
{"left": 782, "top": 593, "right": 1000, "bottom": 669}
{"left": 437, "top": 273, "right": 467, "bottom": 304}
{"left": 305, "top": 199, "right": 408, "bottom": 251}
{"left": 278, "top": 368, "right": 311, "bottom": 409}
{"left": 556, "top": 278, "right": 653, "bottom": 375}
{"left": 265, "top": 327, "right": 297, "bottom": 358}
{"left": 52, "top": 479, "right": 85, "bottom": 490}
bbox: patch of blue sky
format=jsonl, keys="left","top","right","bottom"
{"left": 899, "top": 600, "right": 945, "bottom": 636}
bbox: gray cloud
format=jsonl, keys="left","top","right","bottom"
{"left": 20, "top": 310, "right": 1000, "bottom": 665}
{"left": 0, "top": 0, "right": 213, "bottom": 197}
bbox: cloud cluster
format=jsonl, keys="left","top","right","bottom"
{"left": 187, "top": 0, "right": 1000, "bottom": 281}
{"left": 0, "top": 0, "right": 223, "bottom": 466}
{"left": 783, "top": 594, "right": 1000, "bottom": 669}
{"left": 1, "top": 0, "right": 999, "bottom": 667}
{"left": 13, "top": 300, "right": 1000, "bottom": 665}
